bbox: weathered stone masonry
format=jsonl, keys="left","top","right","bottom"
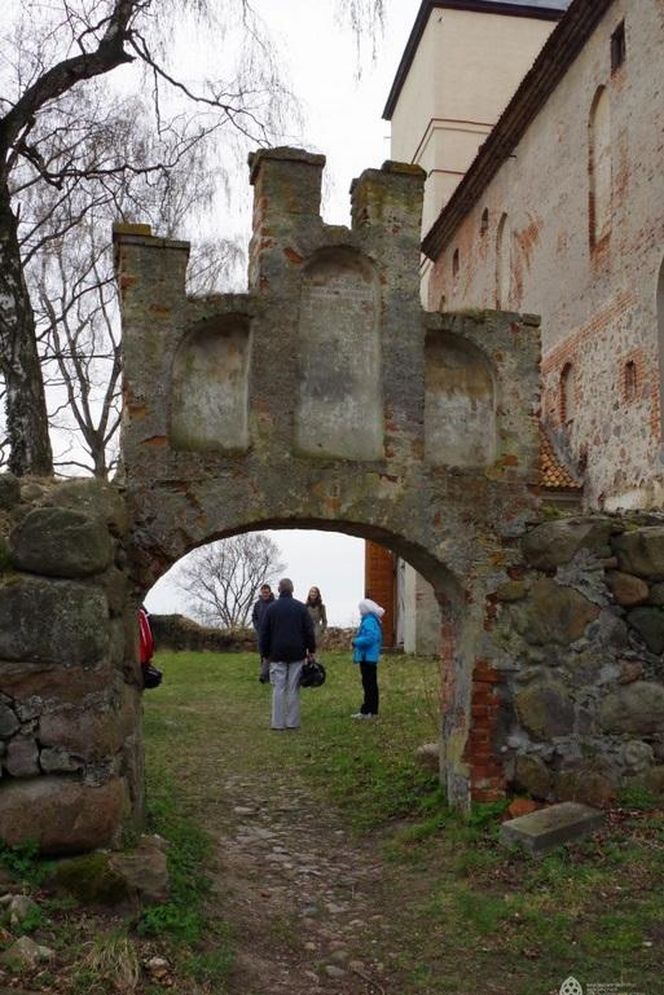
{"left": 116, "top": 146, "right": 542, "bottom": 817}
{"left": 491, "top": 516, "right": 664, "bottom": 807}
{"left": 4, "top": 147, "right": 664, "bottom": 853}
{"left": 0, "top": 474, "right": 140, "bottom": 852}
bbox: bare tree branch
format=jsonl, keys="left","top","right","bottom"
{"left": 176, "top": 534, "right": 285, "bottom": 629}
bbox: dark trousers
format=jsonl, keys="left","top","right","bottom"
{"left": 360, "top": 662, "right": 379, "bottom": 715}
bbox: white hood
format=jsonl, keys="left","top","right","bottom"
{"left": 359, "top": 598, "right": 385, "bottom": 618}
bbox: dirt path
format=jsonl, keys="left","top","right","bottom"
{"left": 207, "top": 769, "right": 403, "bottom": 995}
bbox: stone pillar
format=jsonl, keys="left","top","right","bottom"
{"left": 350, "top": 160, "right": 426, "bottom": 282}
{"left": 0, "top": 474, "right": 140, "bottom": 854}
{"left": 112, "top": 223, "right": 191, "bottom": 477}
{"left": 248, "top": 146, "right": 326, "bottom": 290}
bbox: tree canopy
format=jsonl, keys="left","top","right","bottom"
{"left": 0, "top": 0, "right": 385, "bottom": 476}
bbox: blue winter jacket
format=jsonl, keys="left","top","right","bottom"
{"left": 352, "top": 612, "right": 382, "bottom": 664}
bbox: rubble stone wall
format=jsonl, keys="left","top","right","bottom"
{"left": 488, "top": 514, "right": 664, "bottom": 807}
{"left": 0, "top": 474, "right": 141, "bottom": 854}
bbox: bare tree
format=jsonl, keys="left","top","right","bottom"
{"left": 26, "top": 96, "right": 243, "bottom": 476}
{"left": 177, "top": 534, "right": 285, "bottom": 630}
{"left": 0, "top": 0, "right": 384, "bottom": 476}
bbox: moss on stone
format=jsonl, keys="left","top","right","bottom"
{"left": 47, "top": 852, "right": 130, "bottom": 906}
{"left": 0, "top": 537, "right": 13, "bottom": 572}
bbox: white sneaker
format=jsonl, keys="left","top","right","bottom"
{"left": 351, "top": 712, "right": 375, "bottom": 719}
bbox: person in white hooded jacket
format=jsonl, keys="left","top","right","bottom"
{"left": 351, "top": 598, "right": 385, "bottom": 719}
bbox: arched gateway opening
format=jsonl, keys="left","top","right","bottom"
{"left": 0, "top": 148, "right": 540, "bottom": 854}
{"left": 115, "top": 146, "right": 540, "bottom": 845}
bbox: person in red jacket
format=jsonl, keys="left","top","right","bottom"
{"left": 138, "top": 605, "right": 162, "bottom": 689}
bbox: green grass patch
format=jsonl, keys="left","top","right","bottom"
{"left": 0, "top": 838, "right": 45, "bottom": 886}
{"left": 138, "top": 775, "right": 213, "bottom": 944}
{"left": 140, "top": 648, "right": 664, "bottom": 995}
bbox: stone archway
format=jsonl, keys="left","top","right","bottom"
{"left": 5, "top": 150, "right": 664, "bottom": 854}
{"left": 0, "top": 148, "right": 542, "bottom": 853}
{"left": 116, "top": 147, "right": 541, "bottom": 823}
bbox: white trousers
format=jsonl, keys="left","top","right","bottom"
{"left": 270, "top": 659, "right": 304, "bottom": 729}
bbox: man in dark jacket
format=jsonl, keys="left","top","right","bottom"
{"left": 252, "top": 583, "right": 274, "bottom": 683}
{"left": 260, "top": 578, "right": 315, "bottom": 730}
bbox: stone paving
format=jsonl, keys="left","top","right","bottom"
{"left": 211, "top": 773, "right": 396, "bottom": 994}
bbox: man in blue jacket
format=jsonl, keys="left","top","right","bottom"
{"left": 252, "top": 583, "right": 275, "bottom": 683}
{"left": 260, "top": 578, "right": 316, "bottom": 730}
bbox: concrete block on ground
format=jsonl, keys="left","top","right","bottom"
{"left": 500, "top": 801, "right": 604, "bottom": 854}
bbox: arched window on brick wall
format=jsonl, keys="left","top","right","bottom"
{"left": 495, "top": 212, "right": 509, "bottom": 308}
{"left": 624, "top": 360, "right": 637, "bottom": 402}
{"left": 480, "top": 208, "right": 489, "bottom": 236}
{"left": 560, "top": 362, "right": 575, "bottom": 425}
{"left": 452, "top": 248, "right": 460, "bottom": 280}
{"left": 588, "top": 86, "right": 612, "bottom": 249}
{"left": 658, "top": 259, "right": 664, "bottom": 440}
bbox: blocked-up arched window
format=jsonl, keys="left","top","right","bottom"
{"left": 424, "top": 331, "right": 496, "bottom": 468}
{"left": 658, "top": 259, "right": 664, "bottom": 439}
{"left": 589, "top": 86, "right": 612, "bottom": 248}
{"left": 296, "top": 247, "right": 382, "bottom": 460}
{"left": 171, "top": 315, "right": 251, "bottom": 452}
{"left": 560, "top": 363, "right": 575, "bottom": 424}
{"left": 495, "top": 213, "right": 509, "bottom": 308}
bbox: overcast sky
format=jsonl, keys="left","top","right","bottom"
{"left": 146, "top": 0, "right": 420, "bottom": 626}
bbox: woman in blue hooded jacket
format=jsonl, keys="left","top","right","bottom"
{"left": 351, "top": 598, "right": 385, "bottom": 719}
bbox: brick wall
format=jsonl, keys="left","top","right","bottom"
{"left": 428, "top": 0, "right": 664, "bottom": 509}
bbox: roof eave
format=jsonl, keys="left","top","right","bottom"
{"left": 383, "top": 0, "right": 567, "bottom": 122}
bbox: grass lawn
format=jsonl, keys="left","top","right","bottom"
{"left": 2, "top": 649, "right": 663, "bottom": 994}
{"left": 142, "top": 650, "right": 664, "bottom": 995}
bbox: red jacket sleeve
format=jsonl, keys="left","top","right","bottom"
{"left": 138, "top": 609, "right": 155, "bottom": 666}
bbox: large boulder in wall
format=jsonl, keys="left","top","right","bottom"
{"left": 613, "top": 527, "right": 664, "bottom": 579}
{"left": 0, "top": 577, "right": 108, "bottom": 665}
{"left": 0, "top": 777, "right": 128, "bottom": 854}
{"left": 10, "top": 507, "right": 113, "bottom": 578}
{"left": 599, "top": 682, "right": 664, "bottom": 736}
{"left": 515, "top": 681, "right": 575, "bottom": 740}
{"left": 519, "top": 579, "right": 600, "bottom": 646}
{"left": 521, "top": 518, "right": 614, "bottom": 570}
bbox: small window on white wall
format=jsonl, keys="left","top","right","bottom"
{"left": 624, "top": 360, "right": 637, "bottom": 402}
{"left": 452, "top": 248, "right": 460, "bottom": 280}
{"left": 611, "top": 21, "right": 626, "bottom": 73}
{"left": 480, "top": 208, "right": 489, "bottom": 236}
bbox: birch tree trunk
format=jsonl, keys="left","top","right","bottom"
{"left": 0, "top": 183, "right": 53, "bottom": 475}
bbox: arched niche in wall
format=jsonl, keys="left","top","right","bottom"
{"left": 170, "top": 314, "right": 251, "bottom": 452}
{"left": 560, "top": 362, "right": 576, "bottom": 425}
{"left": 295, "top": 247, "right": 383, "bottom": 460}
{"left": 588, "top": 85, "right": 612, "bottom": 248}
{"left": 495, "top": 212, "right": 510, "bottom": 309}
{"left": 658, "top": 258, "right": 664, "bottom": 441}
{"left": 424, "top": 330, "right": 496, "bottom": 468}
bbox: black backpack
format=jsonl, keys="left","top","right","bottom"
{"left": 299, "top": 659, "right": 326, "bottom": 688}
{"left": 143, "top": 664, "right": 163, "bottom": 690}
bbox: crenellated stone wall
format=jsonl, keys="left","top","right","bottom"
{"left": 0, "top": 474, "right": 140, "bottom": 854}
{"left": 4, "top": 144, "right": 664, "bottom": 854}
